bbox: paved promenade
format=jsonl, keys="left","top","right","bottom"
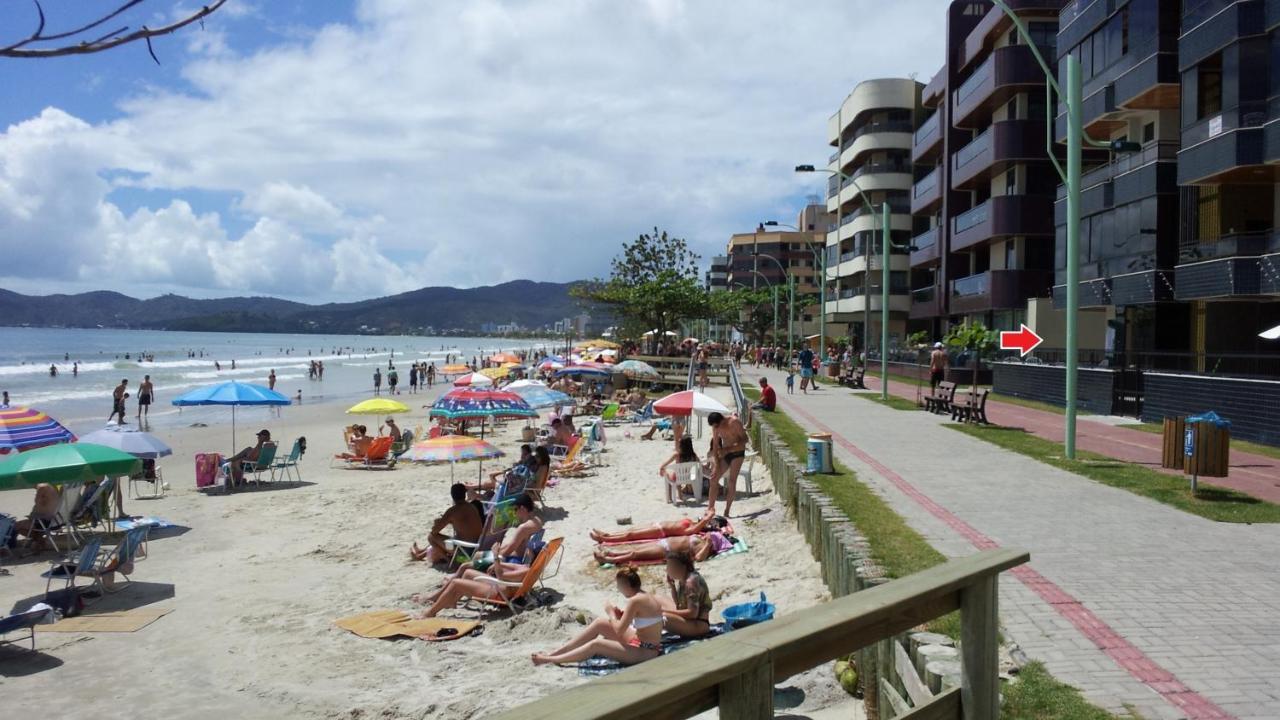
{"left": 742, "top": 368, "right": 1280, "bottom": 720}
{"left": 866, "top": 372, "right": 1280, "bottom": 503}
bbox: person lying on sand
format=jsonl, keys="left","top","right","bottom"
{"left": 592, "top": 529, "right": 735, "bottom": 566}
{"left": 409, "top": 483, "right": 484, "bottom": 563}
{"left": 589, "top": 510, "right": 724, "bottom": 544}
{"left": 661, "top": 549, "right": 713, "bottom": 639}
{"left": 531, "top": 566, "right": 663, "bottom": 666}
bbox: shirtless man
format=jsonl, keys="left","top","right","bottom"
{"left": 108, "top": 378, "right": 129, "bottom": 424}
{"left": 14, "top": 483, "right": 61, "bottom": 548}
{"left": 137, "top": 375, "right": 155, "bottom": 421}
{"left": 227, "top": 429, "right": 271, "bottom": 492}
{"left": 706, "top": 411, "right": 749, "bottom": 518}
{"left": 409, "top": 483, "right": 485, "bottom": 563}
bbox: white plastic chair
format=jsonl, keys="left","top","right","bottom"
{"left": 666, "top": 462, "right": 702, "bottom": 503}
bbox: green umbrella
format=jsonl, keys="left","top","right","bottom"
{"left": 0, "top": 442, "right": 141, "bottom": 491}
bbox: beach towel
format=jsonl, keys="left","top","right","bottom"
{"left": 333, "top": 610, "right": 480, "bottom": 642}
{"left": 599, "top": 536, "right": 749, "bottom": 567}
{"left": 113, "top": 516, "right": 173, "bottom": 531}
{"left": 575, "top": 624, "right": 728, "bottom": 677}
{"left": 41, "top": 607, "right": 173, "bottom": 633}
{"left": 194, "top": 453, "right": 222, "bottom": 488}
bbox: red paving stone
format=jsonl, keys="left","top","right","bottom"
{"left": 861, "top": 374, "right": 1280, "bottom": 504}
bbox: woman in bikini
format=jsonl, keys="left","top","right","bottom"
{"left": 706, "top": 411, "right": 749, "bottom": 518}
{"left": 592, "top": 529, "right": 733, "bottom": 566}
{"left": 531, "top": 566, "right": 664, "bottom": 666}
{"left": 661, "top": 549, "right": 713, "bottom": 639}
{"left": 589, "top": 511, "right": 725, "bottom": 544}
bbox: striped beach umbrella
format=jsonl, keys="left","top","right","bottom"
{"left": 653, "top": 390, "right": 731, "bottom": 417}
{"left": 429, "top": 389, "right": 538, "bottom": 421}
{"left": 403, "top": 435, "right": 505, "bottom": 481}
{"left": 453, "top": 372, "right": 494, "bottom": 387}
{"left": 0, "top": 406, "right": 77, "bottom": 455}
{"left": 614, "top": 360, "right": 659, "bottom": 379}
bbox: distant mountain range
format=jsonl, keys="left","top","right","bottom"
{"left": 0, "top": 281, "right": 590, "bottom": 334}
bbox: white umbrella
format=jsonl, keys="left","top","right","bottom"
{"left": 453, "top": 372, "right": 494, "bottom": 387}
{"left": 506, "top": 379, "right": 547, "bottom": 389}
{"left": 1261, "top": 324, "right": 1280, "bottom": 340}
{"left": 653, "top": 390, "right": 732, "bottom": 417}
{"left": 78, "top": 426, "right": 173, "bottom": 459}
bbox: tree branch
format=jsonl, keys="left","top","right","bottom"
{"left": 1, "top": 0, "right": 226, "bottom": 59}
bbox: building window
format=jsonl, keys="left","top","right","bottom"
{"left": 1197, "top": 53, "right": 1223, "bottom": 120}
{"left": 1005, "top": 240, "right": 1017, "bottom": 269}
{"left": 1005, "top": 167, "right": 1017, "bottom": 195}
{"left": 1142, "top": 122, "right": 1155, "bottom": 143}
{"left": 1006, "top": 97, "right": 1018, "bottom": 120}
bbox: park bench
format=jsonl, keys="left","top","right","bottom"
{"left": 952, "top": 388, "right": 990, "bottom": 424}
{"left": 840, "top": 365, "right": 866, "bottom": 389}
{"left": 924, "top": 381, "right": 957, "bottom": 415}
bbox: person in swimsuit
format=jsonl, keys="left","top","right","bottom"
{"left": 136, "top": 375, "right": 154, "bottom": 422}
{"left": 589, "top": 512, "right": 724, "bottom": 544}
{"left": 531, "top": 566, "right": 664, "bottom": 666}
{"left": 706, "top": 411, "right": 749, "bottom": 518}
{"left": 661, "top": 549, "right": 713, "bottom": 639}
{"left": 408, "top": 483, "right": 484, "bottom": 564}
{"left": 591, "top": 530, "right": 733, "bottom": 565}
{"left": 108, "top": 378, "right": 129, "bottom": 424}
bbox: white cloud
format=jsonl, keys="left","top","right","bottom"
{"left": 0, "top": 0, "right": 947, "bottom": 300}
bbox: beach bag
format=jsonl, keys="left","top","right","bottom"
{"left": 195, "top": 453, "right": 223, "bottom": 488}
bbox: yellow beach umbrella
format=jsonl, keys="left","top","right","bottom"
{"left": 346, "top": 398, "right": 411, "bottom": 415}
{"left": 576, "top": 338, "right": 620, "bottom": 349}
{"left": 478, "top": 366, "right": 510, "bottom": 380}
{"left": 441, "top": 364, "right": 471, "bottom": 375}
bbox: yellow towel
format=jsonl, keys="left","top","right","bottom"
{"left": 42, "top": 607, "right": 173, "bottom": 633}
{"left": 333, "top": 610, "right": 479, "bottom": 641}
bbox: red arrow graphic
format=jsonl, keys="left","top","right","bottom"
{"left": 1000, "top": 323, "right": 1044, "bottom": 357}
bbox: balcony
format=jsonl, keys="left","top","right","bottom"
{"left": 951, "top": 195, "right": 1055, "bottom": 252}
{"left": 910, "top": 284, "right": 945, "bottom": 318}
{"left": 952, "top": 45, "right": 1049, "bottom": 129}
{"left": 912, "top": 110, "right": 943, "bottom": 163}
{"left": 1181, "top": 1, "right": 1265, "bottom": 67}
{"left": 950, "top": 269, "right": 1054, "bottom": 314}
{"left": 959, "top": 0, "right": 1064, "bottom": 72}
{"left": 1178, "top": 103, "right": 1273, "bottom": 185}
{"left": 910, "top": 166, "right": 942, "bottom": 215}
{"left": 922, "top": 65, "right": 946, "bottom": 108}
{"left": 910, "top": 227, "right": 941, "bottom": 268}
{"left": 951, "top": 119, "right": 1047, "bottom": 190}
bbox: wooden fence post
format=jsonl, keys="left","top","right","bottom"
{"left": 959, "top": 574, "right": 999, "bottom": 719}
{"left": 718, "top": 659, "right": 774, "bottom": 720}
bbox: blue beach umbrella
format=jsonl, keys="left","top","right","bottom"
{"left": 507, "top": 385, "right": 574, "bottom": 410}
{"left": 171, "top": 381, "right": 290, "bottom": 448}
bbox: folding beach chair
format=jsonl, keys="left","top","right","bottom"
{"left": 466, "top": 537, "right": 564, "bottom": 614}
{"left": 447, "top": 496, "right": 520, "bottom": 568}
{"left": 129, "top": 459, "right": 165, "bottom": 500}
{"left": 0, "top": 606, "right": 54, "bottom": 651}
{"left": 240, "top": 441, "right": 278, "bottom": 484}
{"left": 271, "top": 438, "right": 304, "bottom": 483}
{"left": 28, "top": 484, "right": 82, "bottom": 553}
{"left": 72, "top": 477, "right": 116, "bottom": 534}
{"left": 41, "top": 535, "right": 104, "bottom": 597}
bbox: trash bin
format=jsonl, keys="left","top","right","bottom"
{"left": 807, "top": 432, "right": 833, "bottom": 474}
{"left": 1185, "top": 411, "right": 1231, "bottom": 479}
{"left": 1160, "top": 416, "right": 1185, "bottom": 470}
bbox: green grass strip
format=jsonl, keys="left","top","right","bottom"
{"left": 1118, "top": 422, "right": 1280, "bottom": 461}
{"left": 1003, "top": 662, "right": 1134, "bottom": 720}
{"left": 948, "top": 424, "right": 1280, "bottom": 524}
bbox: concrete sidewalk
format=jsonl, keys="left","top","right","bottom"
{"left": 745, "top": 367, "right": 1280, "bottom": 720}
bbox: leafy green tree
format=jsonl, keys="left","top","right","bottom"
{"left": 944, "top": 322, "right": 997, "bottom": 388}
{"left": 572, "top": 228, "right": 709, "bottom": 349}
{"left": 712, "top": 288, "right": 774, "bottom": 344}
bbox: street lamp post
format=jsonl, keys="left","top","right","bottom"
{"left": 795, "top": 165, "right": 903, "bottom": 400}
{"left": 988, "top": 0, "right": 1139, "bottom": 459}
{"left": 753, "top": 250, "right": 795, "bottom": 361}
{"left": 762, "top": 220, "right": 827, "bottom": 365}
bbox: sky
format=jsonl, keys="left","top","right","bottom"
{"left": 0, "top": 0, "right": 947, "bottom": 302}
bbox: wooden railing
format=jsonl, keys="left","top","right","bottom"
{"left": 490, "top": 548, "right": 1029, "bottom": 720}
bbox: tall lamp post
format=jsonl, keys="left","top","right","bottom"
{"left": 752, "top": 250, "right": 796, "bottom": 361}
{"left": 795, "top": 165, "right": 904, "bottom": 401}
{"left": 988, "top": 0, "right": 1139, "bottom": 459}
{"left": 762, "top": 220, "right": 827, "bottom": 364}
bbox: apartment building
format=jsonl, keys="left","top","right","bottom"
{"left": 725, "top": 204, "right": 831, "bottom": 340}
{"left": 911, "top": 1, "right": 1076, "bottom": 343}
{"left": 825, "top": 78, "right": 921, "bottom": 349}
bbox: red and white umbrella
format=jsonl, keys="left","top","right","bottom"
{"left": 653, "top": 390, "right": 731, "bottom": 417}
{"left": 453, "top": 372, "right": 494, "bottom": 387}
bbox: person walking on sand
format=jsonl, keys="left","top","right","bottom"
{"left": 108, "top": 379, "right": 129, "bottom": 424}
{"left": 705, "top": 411, "right": 748, "bottom": 518}
{"left": 373, "top": 368, "right": 382, "bottom": 396}
{"left": 137, "top": 375, "right": 154, "bottom": 422}
{"left": 268, "top": 369, "right": 277, "bottom": 391}
{"left": 929, "top": 342, "right": 948, "bottom": 392}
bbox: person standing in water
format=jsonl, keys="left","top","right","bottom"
{"left": 109, "top": 379, "right": 129, "bottom": 424}
{"left": 137, "top": 375, "right": 154, "bottom": 422}
{"left": 268, "top": 369, "right": 277, "bottom": 391}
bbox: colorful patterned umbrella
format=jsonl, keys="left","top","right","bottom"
{"left": 402, "top": 435, "right": 505, "bottom": 481}
{"left": 555, "top": 362, "right": 613, "bottom": 378}
{"left": 507, "top": 385, "right": 574, "bottom": 410}
{"left": 453, "top": 372, "right": 494, "bottom": 387}
{"left": 0, "top": 442, "right": 141, "bottom": 491}
{"left": 0, "top": 406, "right": 77, "bottom": 455}
{"left": 614, "top": 360, "right": 659, "bottom": 379}
{"left": 429, "top": 389, "right": 537, "bottom": 420}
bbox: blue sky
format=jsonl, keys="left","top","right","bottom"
{"left": 0, "top": 0, "right": 945, "bottom": 302}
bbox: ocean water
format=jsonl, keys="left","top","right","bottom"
{"left": 0, "top": 327, "right": 551, "bottom": 435}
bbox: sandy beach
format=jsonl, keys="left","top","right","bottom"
{"left": 1, "top": 388, "right": 845, "bottom": 719}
